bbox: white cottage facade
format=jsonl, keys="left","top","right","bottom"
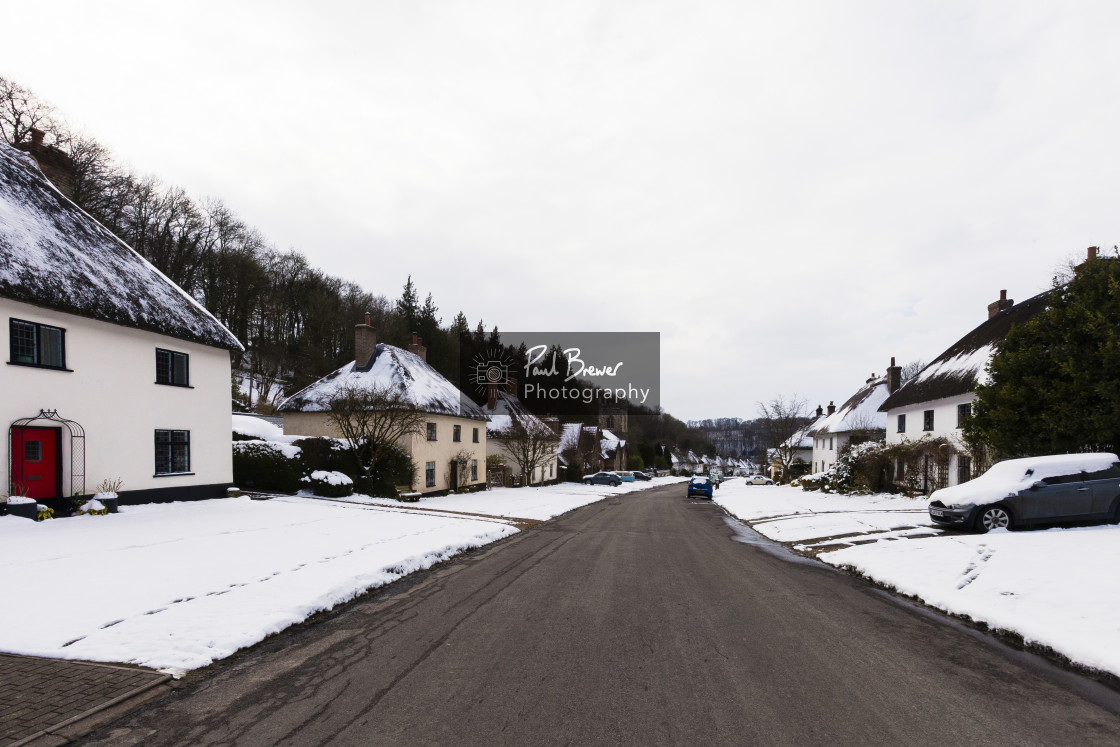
{"left": 0, "top": 143, "right": 242, "bottom": 508}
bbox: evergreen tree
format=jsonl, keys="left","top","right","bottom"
{"left": 965, "top": 251, "right": 1120, "bottom": 457}
{"left": 396, "top": 276, "right": 421, "bottom": 339}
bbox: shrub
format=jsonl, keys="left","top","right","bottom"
{"left": 301, "top": 470, "right": 354, "bottom": 498}
{"left": 362, "top": 445, "right": 416, "bottom": 497}
{"left": 232, "top": 441, "right": 303, "bottom": 492}
{"left": 293, "top": 437, "right": 357, "bottom": 479}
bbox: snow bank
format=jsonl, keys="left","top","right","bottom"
{"left": 302, "top": 471, "right": 353, "bottom": 486}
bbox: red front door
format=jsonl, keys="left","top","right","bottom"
{"left": 11, "top": 427, "right": 60, "bottom": 500}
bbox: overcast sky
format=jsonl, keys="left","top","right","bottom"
{"left": 6, "top": 1, "right": 1119, "bottom": 422}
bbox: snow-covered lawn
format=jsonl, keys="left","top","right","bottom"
{"left": 0, "top": 496, "right": 514, "bottom": 675}
{"left": 715, "top": 478, "right": 1120, "bottom": 677}
{"left": 349, "top": 476, "right": 687, "bottom": 520}
{"left": 0, "top": 478, "right": 678, "bottom": 675}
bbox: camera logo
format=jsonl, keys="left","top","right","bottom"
{"left": 470, "top": 348, "right": 515, "bottom": 397}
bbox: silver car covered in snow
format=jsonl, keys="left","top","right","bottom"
{"left": 928, "top": 453, "right": 1120, "bottom": 532}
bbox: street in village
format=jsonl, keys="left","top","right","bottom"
{"left": 4, "top": 480, "right": 1120, "bottom": 745}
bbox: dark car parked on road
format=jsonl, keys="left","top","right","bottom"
{"left": 687, "top": 476, "right": 714, "bottom": 499}
{"left": 583, "top": 472, "right": 622, "bottom": 487}
{"left": 631, "top": 471, "right": 652, "bottom": 481}
{"left": 928, "top": 453, "right": 1120, "bottom": 533}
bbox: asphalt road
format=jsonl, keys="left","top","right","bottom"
{"left": 84, "top": 484, "right": 1120, "bottom": 746}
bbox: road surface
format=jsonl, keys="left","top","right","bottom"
{"left": 84, "top": 483, "right": 1120, "bottom": 745}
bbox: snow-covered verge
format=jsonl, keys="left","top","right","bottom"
{"left": 822, "top": 527, "right": 1120, "bottom": 676}
{"left": 714, "top": 480, "right": 1120, "bottom": 677}
{"left": 337, "top": 476, "right": 688, "bottom": 521}
{"left": 0, "top": 497, "right": 516, "bottom": 675}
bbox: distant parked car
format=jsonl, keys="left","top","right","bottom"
{"left": 744, "top": 474, "right": 774, "bottom": 485}
{"left": 928, "top": 453, "right": 1120, "bottom": 533}
{"left": 687, "top": 476, "right": 714, "bottom": 499}
{"left": 613, "top": 471, "right": 637, "bottom": 482}
{"left": 583, "top": 472, "right": 622, "bottom": 487}
{"left": 631, "top": 470, "right": 652, "bottom": 481}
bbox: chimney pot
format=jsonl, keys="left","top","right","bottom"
{"left": 1088, "top": 246, "right": 1099, "bottom": 261}
{"left": 364, "top": 312, "right": 371, "bottom": 326}
{"left": 987, "top": 290, "right": 1014, "bottom": 320}
{"left": 827, "top": 401, "right": 836, "bottom": 416}
{"left": 407, "top": 332, "right": 427, "bottom": 362}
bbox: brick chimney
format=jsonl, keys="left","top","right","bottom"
{"left": 1087, "top": 246, "right": 1099, "bottom": 261}
{"left": 987, "top": 289, "right": 1013, "bottom": 320}
{"left": 408, "top": 332, "right": 427, "bottom": 361}
{"left": 14, "top": 127, "right": 76, "bottom": 199}
{"left": 354, "top": 313, "right": 377, "bottom": 367}
{"left": 827, "top": 401, "right": 836, "bottom": 416}
{"left": 815, "top": 404, "right": 824, "bottom": 417}
{"left": 887, "top": 356, "right": 902, "bottom": 394}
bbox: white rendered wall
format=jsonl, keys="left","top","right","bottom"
{"left": 1, "top": 297, "right": 234, "bottom": 497}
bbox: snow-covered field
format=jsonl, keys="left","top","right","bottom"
{"left": 0, "top": 479, "right": 677, "bottom": 675}
{"left": 715, "top": 479, "right": 1120, "bottom": 677}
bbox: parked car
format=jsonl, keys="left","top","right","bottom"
{"left": 744, "top": 474, "right": 774, "bottom": 485}
{"left": 687, "top": 476, "right": 714, "bottom": 499}
{"left": 928, "top": 453, "right": 1120, "bottom": 533}
{"left": 583, "top": 472, "right": 622, "bottom": 487}
{"left": 631, "top": 470, "right": 652, "bottom": 481}
{"left": 613, "top": 471, "right": 637, "bottom": 482}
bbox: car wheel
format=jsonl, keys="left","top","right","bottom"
{"left": 975, "top": 505, "right": 1011, "bottom": 533}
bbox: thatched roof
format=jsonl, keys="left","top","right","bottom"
{"left": 879, "top": 291, "right": 1050, "bottom": 412}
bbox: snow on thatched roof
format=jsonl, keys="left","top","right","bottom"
{"left": 810, "top": 376, "right": 889, "bottom": 435}
{"left": 600, "top": 428, "right": 625, "bottom": 459}
{"left": 279, "top": 343, "right": 487, "bottom": 420}
{"left": 784, "top": 415, "right": 826, "bottom": 449}
{"left": 879, "top": 291, "right": 1050, "bottom": 412}
{"left": 559, "top": 423, "right": 583, "bottom": 452}
{"left": 483, "top": 390, "right": 556, "bottom": 438}
{"left": 0, "top": 143, "right": 241, "bottom": 350}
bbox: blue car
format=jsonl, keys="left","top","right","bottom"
{"left": 687, "top": 476, "right": 714, "bottom": 499}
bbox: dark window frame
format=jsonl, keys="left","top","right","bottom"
{"left": 472, "top": 427, "right": 479, "bottom": 443}
{"left": 957, "top": 455, "right": 972, "bottom": 484}
{"left": 156, "top": 348, "right": 191, "bottom": 387}
{"left": 453, "top": 424, "right": 462, "bottom": 442}
{"left": 426, "top": 423, "right": 437, "bottom": 441}
{"left": 154, "top": 429, "right": 192, "bottom": 476}
{"left": 8, "top": 318, "right": 69, "bottom": 371}
{"left": 897, "top": 414, "right": 906, "bottom": 433}
{"left": 425, "top": 460, "right": 436, "bottom": 488}
{"left": 923, "top": 410, "right": 935, "bottom": 431}
{"left": 957, "top": 402, "right": 972, "bottom": 428}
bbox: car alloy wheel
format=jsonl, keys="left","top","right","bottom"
{"left": 977, "top": 506, "right": 1010, "bottom": 532}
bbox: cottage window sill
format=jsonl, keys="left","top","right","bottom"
{"left": 155, "top": 381, "right": 194, "bottom": 388}
{"left": 7, "top": 361, "right": 73, "bottom": 372}
{"left": 153, "top": 471, "right": 196, "bottom": 478}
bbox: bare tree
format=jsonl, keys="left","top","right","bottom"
{"left": 901, "top": 359, "right": 926, "bottom": 383}
{"left": 325, "top": 383, "right": 427, "bottom": 489}
{"left": 757, "top": 395, "right": 809, "bottom": 483}
{"left": 493, "top": 416, "right": 559, "bottom": 486}
{"left": 0, "top": 75, "right": 59, "bottom": 145}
